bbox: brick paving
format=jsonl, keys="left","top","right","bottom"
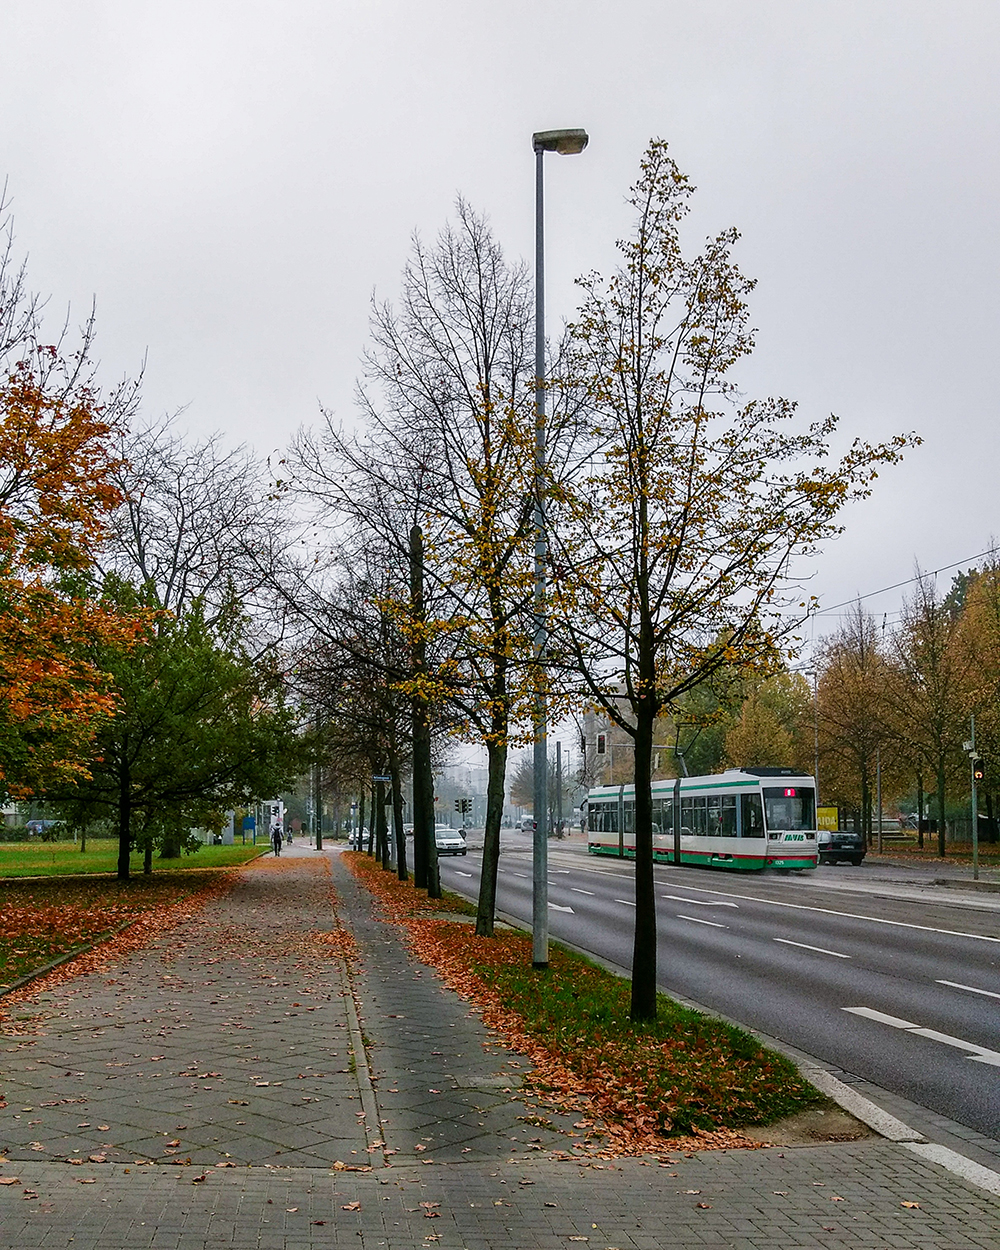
{"left": 1, "top": 845, "right": 999, "bottom": 1248}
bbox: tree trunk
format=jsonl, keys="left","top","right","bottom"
{"left": 916, "top": 770, "right": 924, "bottom": 849}
{"left": 630, "top": 699, "right": 657, "bottom": 1021}
{"left": 937, "top": 763, "right": 947, "bottom": 857}
{"left": 160, "top": 811, "right": 183, "bottom": 859}
{"left": 367, "top": 782, "right": 376, "bottom": 855}
{"left": 861, "top": 774, "right": 871, "bottom": 847}
{"left": 388, "top": 748, "right": 407, "bottom": 881}
{"left": 117, "top": 759, "right": 132, "bottom": 881}
{"left": 476, "top": 737, "right": 508, "bottom": 937}
{"left": 357, "top": 788, "right": 366, "bottom": 851}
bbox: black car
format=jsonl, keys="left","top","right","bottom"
{"left": 817, "top": 829, "right": 865, "bottom": 865}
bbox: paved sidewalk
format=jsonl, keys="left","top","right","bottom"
{"left": 0, "top": 844, "right": 997, "bottom": 1249}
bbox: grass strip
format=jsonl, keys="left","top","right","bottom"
{"left": 0, "top": 838, "right": 267, "bottom": 878}
{"left": 0, "top": 871, "right": 235, "bottom": 988}
{"left": 345, "top": 851, "right": 821, "bottom": 1153}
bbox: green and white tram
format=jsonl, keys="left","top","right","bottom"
{"left": 585, "top": 768, "right": 818, "bottom": 872}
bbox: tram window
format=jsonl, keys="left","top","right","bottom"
{"left": 682, "top": 795, "right": 708, "bottom": 836}
{"left": 740, "top": 793, "right": 765, "bottom": 838}
{"left": 624, "top": 800, "right": 634, "bottom": 834}
{"left": 763, "top": 787, "right": 815, "bottom": 832}
{"left": 717, "top": 795, "right": 737, "bottom": 837}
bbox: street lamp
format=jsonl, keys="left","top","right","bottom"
{"left": 531, "top": 126, "right": 588, "bottom": 970}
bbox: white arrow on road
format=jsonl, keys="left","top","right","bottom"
{"left": 844, "top": 1007, "right": 1000, "bottom": 1067}
{"left": 660, "top": 893, "right": 738, "bottom": 908}
{"left": 549, "top": 903, "right": 575, "bottom": 913}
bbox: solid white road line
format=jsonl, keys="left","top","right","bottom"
{"left": 627, "top": 879, "right": 1000, "bottom": 945}
{"left": 844, "top": 1006, "right": 1000, "bottom": 1066}
{"left": 773, "top": 937, "right": 851, "bottom": 958}
{"left": 676, "top": 914, "right": 727, "bottom": 928}
{"left": 936, "top": 979, "right": 1000, "bottom": 1001}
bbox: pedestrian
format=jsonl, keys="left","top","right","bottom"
{"left": 271, "top": 824, "right": 283, "bottom": 856}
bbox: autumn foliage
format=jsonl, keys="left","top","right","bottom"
{"left": 0, "top": 356, "right": 140, "bottom": 795}
{"left": 344, "top": 851, "right": 818, "bottom": 1154}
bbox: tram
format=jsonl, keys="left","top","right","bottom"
{"left": 585, "top": 767, "right": 818, "bottom": 872}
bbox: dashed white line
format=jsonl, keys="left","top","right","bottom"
{"left": 936, "top": 979, "right": 1000, "bottom": 1001}
{"left": 773, "top": 938, "right": 850, "bottom": 959}
{"left": 614, "top": 898, "right": 636, "bottom": 907}
{"left": 676, "top": 914, "right": 727, "bottom": 929}
{"left": 571, "top": 888, "right": 595, "bottom": 896}
{"left": 455, "top": 871, "right": 473, "bottom": 878}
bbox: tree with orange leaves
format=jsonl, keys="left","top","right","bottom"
{"left": 0, "top": 353, "right": 140, "bottom": 796}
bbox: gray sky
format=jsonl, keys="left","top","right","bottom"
{"left": 2, "top": 1, "right": 998, "bottom": 644}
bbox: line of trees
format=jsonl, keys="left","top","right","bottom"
{"left": 0, "top": 194, "right": 308, "bottom": 879}
{"left": 283, "top": 140, "right": 913, "bottom": 1021}
{"left": 1, "top": 142, "right": 918, "bottom": 1020}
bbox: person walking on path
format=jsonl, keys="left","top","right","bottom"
{"left": 270, "top": 823, "right": 283, "bottom": 856}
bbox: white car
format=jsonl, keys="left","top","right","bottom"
{"left": 434, "top": 825, "right": 467, "bottom": 856}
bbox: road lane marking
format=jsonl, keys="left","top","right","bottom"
{"left": 571, "top": 888, "right": 595, "bottom": 896}
{"left": 628, "top": 880, "right": 1000, "bottom": 946}
{"left": 773, "top": 938, "right": 850, "bottom": 959}
{"left": 676, "top": 914, "right": 727, "bottom": 928}
{"left": 660, "top": 893, "right": 738, "bottom": 908}
{"left": 937, "top": 979, "right": 1000, "bottom": 1001}
{"left": 615, "top": 899, "right": 636, "bottom": 906}
{"left": 549, "top": 903, "right": 574, "bottom": 913}
{"left": 844, "top": 1007, "right": 1000, "bottom": 1067}
{"left": 455, "top": 871, "right": 473, "bottom": 878}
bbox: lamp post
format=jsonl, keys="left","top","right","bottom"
{"left": 531, "top": 127, "right": 588, "bottom": 970}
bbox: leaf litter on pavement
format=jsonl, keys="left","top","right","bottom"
{"left": 345, "top": 851, "right": 821, "bottom": 1157}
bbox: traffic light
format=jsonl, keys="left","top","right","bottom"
{"left": 454, "top": 798, "right": 461, "bottom": 811}
{"left": 596, "top": 732, "right": 607, "bottom": 755}
{"left": 974, "top": 760, "right": 985, "bottom": 783}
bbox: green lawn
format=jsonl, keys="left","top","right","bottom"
{"left": 0, "top": 838, "right": 267, "bottom": 878}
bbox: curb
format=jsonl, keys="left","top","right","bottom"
{"left": 933, "top": 877, "right": 1000, "bottom": 893}
{"left": 0, "top": 919, "right": 137, "bottom": 999}
{"left": 478, "top": 904, "right": 1000, "bottom": 1201}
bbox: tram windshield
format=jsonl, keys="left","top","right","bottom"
{"left": 762, "top": 786, "right": 815, "bottom": 832}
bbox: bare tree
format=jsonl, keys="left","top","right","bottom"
{"left": 292, "top": 200, "right": 581, "bottom": 933}
{"left": 101, "top": 416, "right": 292, "bottom": 634}
{"left": 549, "top": 140, "right": 914, "bottom": 1019}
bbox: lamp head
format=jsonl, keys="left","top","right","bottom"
{"left": 532, "top": 128, "right": 589, "bottom": 155}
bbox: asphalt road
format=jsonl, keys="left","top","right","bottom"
{"left": 437, "top": 832, "right": 1000, "bottom": 1146}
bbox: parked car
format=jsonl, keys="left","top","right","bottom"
{"left": 817, "top": 828, "right": 865, "bottom": 866}
{"left": 434, "top": 825, "right": 467, "bottom": 856}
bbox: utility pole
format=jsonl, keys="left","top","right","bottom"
{"left": 876, "top": 745, "right": 883, "bottom": 855}
{"left": 964, "top": 718, "right": 982, "bottom": 881}
{"left": 556, "top": 740, "right": 563, "bottom": 835}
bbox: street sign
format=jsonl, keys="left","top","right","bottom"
{"left": 372, "top": 775, "right": 391, "bottom": 782}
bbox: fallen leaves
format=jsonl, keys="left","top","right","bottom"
{"left": 343, "top": 851, "right": 797, "bottom": 1157}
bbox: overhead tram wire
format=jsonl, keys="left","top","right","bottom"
{"left": 810, "top": 544, "right": 999, "bottom": 618}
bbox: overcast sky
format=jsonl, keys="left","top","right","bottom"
{"left": 2, "top": 1, "right": 998, "bottom": 648}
